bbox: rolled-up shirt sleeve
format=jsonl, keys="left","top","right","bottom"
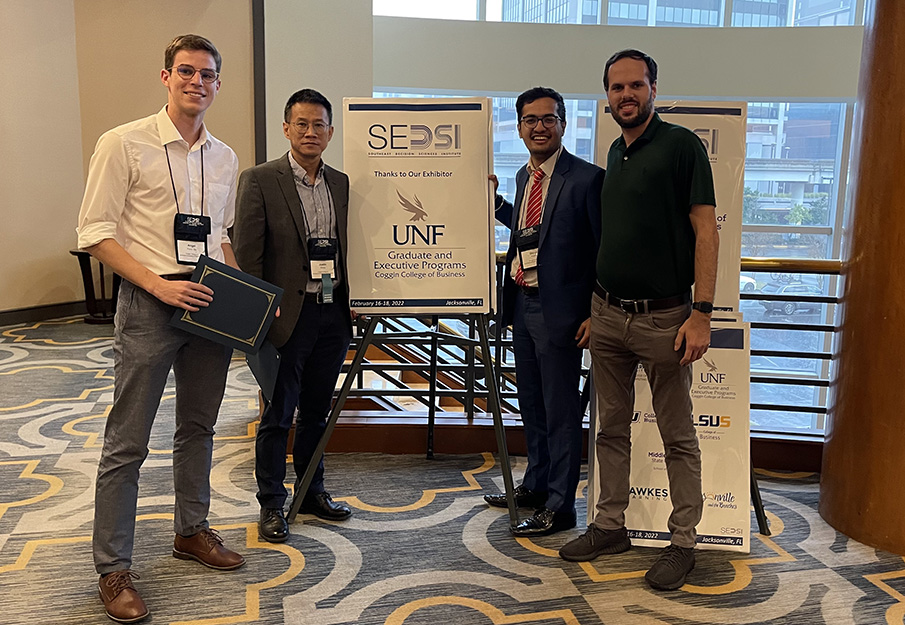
{"left": 77, "top": 131, "right": 131, "bottom": 249}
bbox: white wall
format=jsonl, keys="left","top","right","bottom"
{"left": 0, "top": 0, "right": 255, "bottom": 314}
{"left": 0, "top": 1, "right": 85, "bottom": 310}
{"left": 264, "top": 0, "right": 374, "bottom": 168}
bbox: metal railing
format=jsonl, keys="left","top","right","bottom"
{"left": 334, "top": 257, "right": 842, "bottom": 439}
{"left": 741, "top": 257, "right": 842, "bottom": 437}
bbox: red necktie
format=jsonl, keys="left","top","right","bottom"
{"left": 515, "top": 168, "right": 546, "bottom": 286}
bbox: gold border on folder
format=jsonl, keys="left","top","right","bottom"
{"left": 178, "top": 267, "right": 276, "bottom": 347}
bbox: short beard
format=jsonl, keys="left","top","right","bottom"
{"left": 612, "top": 96, "right": 654, "bottom": 129}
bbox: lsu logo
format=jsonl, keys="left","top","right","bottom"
{"left": 368, "top": 124, "right": 461, "bottom": 150}
{"left": 695, "top": 414, "right": 731, "bottom": 428}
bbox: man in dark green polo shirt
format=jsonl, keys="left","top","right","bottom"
{"left": 559, "top": 49, "right": 719, "bottom": 592}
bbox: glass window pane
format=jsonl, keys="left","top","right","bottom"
{"left": 731, "top": 0, "right": 854, "bottom": 27}
{"left": 374, "top": 0, "right": 479, "bottom": 20}
{"left": 743, "top": 102, "right": 844, "bottom": 233}
{"left": 499, "top": 0, "right": 600, "bottom": 23}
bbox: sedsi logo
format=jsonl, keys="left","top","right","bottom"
{"left": 369, "top": 124, "right": 461, "bottom": 151}
{"left": 693, "top": 128, "right": 719, "bottom": 155}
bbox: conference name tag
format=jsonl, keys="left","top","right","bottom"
{"left": 308, "top": 238, "right": 337, "bottom": 279}
{"left": 515, "top": 225, "right": 540, "bottom": 271}
{"left": 174, "top": 214, "right": 211, "bottom": 265}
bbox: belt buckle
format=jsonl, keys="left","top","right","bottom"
{"left": 619, "top": 298, "right": 639, "bottom": 313}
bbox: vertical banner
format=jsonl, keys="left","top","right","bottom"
{"left": 589, "top": 320, "right": 751, "bottom": 553}
{"left": 595, "top": 101, "right": 746, "bottom": 312}
{"left": 589, "top": 102, "right": 751, "bottom": 552}
{"left": 343, "top": 98, "right": 495, "bottom": 315}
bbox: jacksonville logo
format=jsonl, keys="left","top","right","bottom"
{"left": 396, "top": 190, "right": 428, "bottom": 222}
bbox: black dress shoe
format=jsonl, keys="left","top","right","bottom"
{"left": 484, "top": 485, "right": 548, "bottom": 509}
{"left": 510, "top": 507, "right": 577, "bottom": 537}
{"left": 259, "top": 508, "right": 289, "bottom": 543}
{"left": 299, "top": 492, "right": 352, "bottom": 521}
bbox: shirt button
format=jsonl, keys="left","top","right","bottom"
{"left": 623, "top": 156, "right": 628, "bottom": 161}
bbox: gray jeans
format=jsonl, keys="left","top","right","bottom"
{"left": 590, "top": 292, "right": 702, "bottom": 548}
{"left": 93, "top": 280, "right": 231, "bottom": 574}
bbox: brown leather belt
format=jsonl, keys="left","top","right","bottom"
{"left": 160, "top": 273, "right": 194, "bottom": 281}
{"left": 594, "top": 282, "right": 690, "bottom": 314}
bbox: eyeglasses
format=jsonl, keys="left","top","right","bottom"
{"left": 169, "top": 64, "right": 219, "bottom": 84}
{"left": 290, "top": 120, "right": 330, "bottom": 135}
{"left": 519, "top": 115, "right": 561, "bottom": 128}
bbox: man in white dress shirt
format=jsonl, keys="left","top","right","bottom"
{"left": 77, "top": 34, "right": 244, "bottom": 624}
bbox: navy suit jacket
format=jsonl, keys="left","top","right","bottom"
{"left": 497, "top": 149, "right": 604, "bottom": 347}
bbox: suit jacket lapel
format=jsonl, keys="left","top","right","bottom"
{"left": 275, "top": 154, "right": 310, "bottom": 260}
{"left": 539, "top": 149, "right": 571, "bottom": 249}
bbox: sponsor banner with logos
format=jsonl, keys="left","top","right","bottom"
{"left": 343, "top": 98, "right": 495, "bottom": 314}
{"left": 595, "top": 101, "right": 746, "bottom": 312}
{"left": 589, "top": 319, "right": 751, "bottom": 552}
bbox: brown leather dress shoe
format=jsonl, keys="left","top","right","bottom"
{"left": 173, "top": 528, "right": 246, "bottom": 570}
{"left": 98, "top": 570, "right": 149, "bottom": 623}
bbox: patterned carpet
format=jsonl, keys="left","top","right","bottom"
{"left": 1, "top": 316, "right": 904, "bottom": 625}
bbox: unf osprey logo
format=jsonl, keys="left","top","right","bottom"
{"left": 700, "top": 357, "right": 726, "bottom": 384}
{"left": 396, "top": 190, "right": 428, "bottom": 222}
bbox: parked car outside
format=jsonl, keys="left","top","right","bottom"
{"left": 740, "top": 274, "right": 757, "bottom": 292}
{"left": 759, "top": 282, "right": 823, "bottom": 315}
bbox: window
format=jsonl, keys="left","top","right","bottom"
{"left": 496, "top": 0, "right": 601, "bottom": 23}
{"left": 740, "top": 101, "right": 848, "bottom": 435}
{"left": 373, "top": 0, "right": 479, "bottom": 20}
{"left": 732, "top": 0, "right": 854, "bottom": 27}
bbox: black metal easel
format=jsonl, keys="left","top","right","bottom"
{"left": 286, "top": 313, "right": 519, "bottom": 528}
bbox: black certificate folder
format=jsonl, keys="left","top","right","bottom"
{"left": 170, "top": 255, "right": 283, "bottom": 354}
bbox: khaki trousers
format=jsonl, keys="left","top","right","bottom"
{"left": 589, "top": 292, "right": 702, "bottom": 548}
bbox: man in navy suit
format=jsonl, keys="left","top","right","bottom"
{"left": 484, "top": 87, "right": 604, "bottom": 536}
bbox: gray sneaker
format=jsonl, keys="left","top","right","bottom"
{"left": 559, "top": 525, "right": 631, "bottom": 561}
{"left": 645, "top": 544, "right": 695, "bottom": 590}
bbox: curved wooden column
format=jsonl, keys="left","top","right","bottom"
{"left": 819, "top": 0, "right": 905, "bottom": 554}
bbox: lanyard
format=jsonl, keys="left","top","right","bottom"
{"left": 164, "top": 143, "right": 205, "bottom": 216}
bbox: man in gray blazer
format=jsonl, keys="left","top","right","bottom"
{"left": 234, "top": 89, "right": 353, "bottom": 543}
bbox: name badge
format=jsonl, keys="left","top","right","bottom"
{"left": 515, "top": 225, "right": 540, "bottom": 271}
{"left": 174, "top": 214, "right": 211, "bottom": 265}
{"left": 308, "top": 238, "right": 337, "bottom": 280}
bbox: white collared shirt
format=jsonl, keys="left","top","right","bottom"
{"left": 510, "top": 146, "right": 562, "bottom": 287}
{"left": 77, "top": 106, "right": 238, "bottom": 275}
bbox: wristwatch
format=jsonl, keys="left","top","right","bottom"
{"left": 692, "top": 301, "right": 714, "bottom": 314}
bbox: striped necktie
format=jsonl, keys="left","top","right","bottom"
{"left": 514, "top": 168, "right": 546, "bottom": 286}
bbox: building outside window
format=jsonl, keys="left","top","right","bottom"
{"left": 371, "top": 6, "right": 862, "bottom": 436}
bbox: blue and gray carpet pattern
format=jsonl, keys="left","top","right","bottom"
{"left": 1, "top": 317, "right": 903, "bottom": 624}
